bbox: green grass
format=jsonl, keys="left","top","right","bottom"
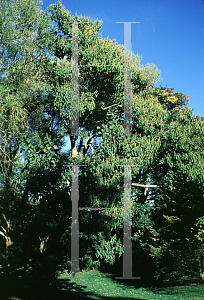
{"left": 0, "top": 268, "right": 204, "bottom": 299}
{"left": 55, "top": 268, "right": 204, "bottom": 300}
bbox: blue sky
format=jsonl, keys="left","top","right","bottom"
{"left": 41, "top": 0, "right": 204, "bottom": 119}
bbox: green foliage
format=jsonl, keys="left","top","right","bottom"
{"left": 195, "top": 216, "right": 204, "bottom": 242}
{"left": 0, "top": 0, "right": 203, "bottom": 287}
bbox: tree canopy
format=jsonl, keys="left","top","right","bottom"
{"left": 0, "top": 0, "right": 203, "bottom": 286}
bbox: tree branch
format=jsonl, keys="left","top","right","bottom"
{"left": 132, "top": 183, "right": 160, "bottom": 188}
{"left": 70, "top": 135, "right": 78, "bottom": 158}
{"left": 2, "top": 213, "right": 10, "bottom": 229}
{"left": 83, "top": 133, "right": 98, "bottom": 156}
{"left": 39, "top": 233, "right": 51, "bottom": 253}
{"left": 13, "top": 135, "right": 19, "bottom": 159}
{"left": 0, "top": 45, "right": 6, "bottom": 71}
{"left": 89, "top": 144, "right": 94, "bottom": 154}
{"left": 102, "top": 103, "right": 123, "bottom": 111}
{"left": 77, "top": 136, "right": 84, "bottom": 153}
{"left": 0, "top": 231, "right": 5, "bottom": 237}
{"left": 1, "top": 226, "right": 6, "bottom": 233}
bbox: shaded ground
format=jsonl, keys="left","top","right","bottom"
{"left": 0, "top": 268, "right": 204, "bottom": 300}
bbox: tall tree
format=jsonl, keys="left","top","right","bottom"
{"left": 17, "top": 1, "right": 204, "bottom": 282}
{"left": 30, "top": 0, "right": 167, "bottom": 276}
{"left": 1, "top": 0, "right": 203, "bottom": 286}
{"left": 0, "top": 0, "right": 56, "bottom": 273}
{"left": 147, "top": 106, "right": 204, "bottom": 282}
{"left": 6, "top": 0, "right": 163, "bottom": 280}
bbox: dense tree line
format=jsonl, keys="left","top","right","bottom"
{"left": 0, "top": 0, "right": 203, "bottom": 287}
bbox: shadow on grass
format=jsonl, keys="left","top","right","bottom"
{"left": 96, "top": 260, "right": 204, "bottom": 297}
{"left": 1, "top": 265, "right": 203, "bottom": 300}
{"left": 0, "top": 274, "right": 144, "bottom": 300}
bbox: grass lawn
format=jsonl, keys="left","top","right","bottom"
{"left": 0, "top": 268, "right": 204, "bottom": 299}
{"left": 55, "top": 268, "right": 204, "bottom": 300}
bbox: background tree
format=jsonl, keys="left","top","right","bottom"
{"left": 0, "top": 0, "right": 56, "bottom": 277}
{"left": 147, "top": 106, "right": 204, "bottom": 282}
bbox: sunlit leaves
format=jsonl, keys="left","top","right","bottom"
{"left": 0, "top": 0, "right": 54, "bottom": 79}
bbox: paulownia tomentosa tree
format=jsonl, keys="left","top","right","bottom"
{"left": 7, "top": 0, "right": 165, "bottom": 280}
{"left": 32, "top": 2, "right": 204, "bottom": 282}
{"left": 1, "top": 0, "right": 203, "bottom": 285}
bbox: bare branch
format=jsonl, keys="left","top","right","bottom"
{"left": 70, "top": 135, "right": 78, "bottom": 158}
{"left": 0, "top": 231, "right": 5, "bottom": 237}
{"left": 1, "top": 226, "right": 7, "bottom": 233}
{"left": 77, "top": 136, "right": 84, "bottom": 153}
{"left": 89, "top": 144, "right": 94, "bottom": 154}
{"left": 2, "top": 213, "right": 10, "bottom": 229}
{"left": 102, "top": 103, "right": 122, "bottom": 111}
{"left": 83, "top": 133, "right": 98, "bottom": 156}
{"left": 65, "top": 180, "right": 70, "bottom": 188}
{"left": 39, "top": 233, "right": 51, "bottom": 253}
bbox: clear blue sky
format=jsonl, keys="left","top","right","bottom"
{"left": 41, "top": 0, "right": 204, "bottom": 118}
